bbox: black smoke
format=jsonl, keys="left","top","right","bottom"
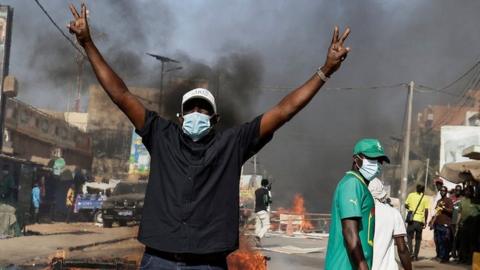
{"left": 5, "top": 0, "right": 480, "bottom": 212}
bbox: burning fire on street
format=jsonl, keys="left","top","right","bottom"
{"left": 227, "top": 235, "right": 269, "bottom": 270}
{"left": 272, "top": 193, "right": 314, "bottom": 233}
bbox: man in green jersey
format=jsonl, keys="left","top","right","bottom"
{"left": 325, "top": 138, "right": 390, "bottom": 270}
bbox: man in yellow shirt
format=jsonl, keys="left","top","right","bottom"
{"left": 405, "top": 184, "right": 430, "bottom": 260}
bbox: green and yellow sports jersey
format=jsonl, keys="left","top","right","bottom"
{"left": 325, "top": 171, "right": 375, "bottom": 270}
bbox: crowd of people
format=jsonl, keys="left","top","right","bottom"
{"left": 404, "top": 179, "right": 480, "bottom": 265}
{"left": 324, "top": 138, "right": 480, "bottom": 269}
{"left": 27, "top": 150, "right": 90, "bottom": 224}
{"left": 429, "top": 180, "right": 480, "bottom": 264}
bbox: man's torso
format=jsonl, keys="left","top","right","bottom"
{"left": 255, "top": 187, "right": 269, "bottom": 213}
{"left": 406, "top": 192, "right": 428, "bottom": 223}
{"left": 137, "top": 111, "right": 271, "bottom": 254}
{"left": 434, "top": 197, "right": 453, "bottom": 225}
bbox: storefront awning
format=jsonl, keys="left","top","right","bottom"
{"left": 440, "top": 161, "right": 480, "bottom": 183}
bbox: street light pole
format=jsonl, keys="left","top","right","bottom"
{"left": 146, "top": 53, "right": 181, "bottom": 116}
{"left": 400, "top": 81, "right": 414, "bottom": 215}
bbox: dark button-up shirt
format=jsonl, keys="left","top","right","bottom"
{"left": 136, "top": 110, "right": 271, "bottom": 254}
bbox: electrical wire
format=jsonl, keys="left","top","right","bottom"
{"left": 33, "top": 0, "right": 86, "bottom": 57}
{"left": 256, "top": 82, "right": 407, "bottom": 92}
{"left": 421, "top": 63, "right": 480, "bottom": 132}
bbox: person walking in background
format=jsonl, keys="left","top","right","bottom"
{"left": 450, "top": 185, "right": 463, "bottom": 260}
{"left": 429, "top": 185, "right": 453, "bottom": 263}
{"left": 31, "top": 182, "right": 41, "bottom": 224}
{"left": 368, "top": 178, "right": 411, "bottom": 270}
{"left": 65, "top": 184, "right": 75, "bottom": 223}
{"left": 325, "top": 138, "right": 390, "bottom": 270}
{"left": 405, "top": 184, "right": 429, "bottom": 261}
{"left": 254, "top": 178, "right": 272, "bottom": 247}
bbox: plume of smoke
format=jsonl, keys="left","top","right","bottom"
{"left": 162, "top": 48, "right": 264, "bottom": 128}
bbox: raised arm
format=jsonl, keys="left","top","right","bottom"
{"left": 259, "top": 26, "right": 350, "bottom": 139}
{"left": 67, "top": 4, "right": 146, "bottom": 130}
{"left": 341, "top": 218, "right": 369, "bottom": 270}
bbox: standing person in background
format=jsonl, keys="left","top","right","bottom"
{"left": 73, "top": 167, "right": 86, "bottom": 197}
{"left": 368, "top": 178, "right": 411, "bottom": 270}
{"left": 429, "top": 185, "right": 453, "bottom": 263}
{"left": 39, "top": 175, "right": 46, "bottom": 200}
{"left": 325, "top": 138, "right": 390, "bottom": 270}
{"left": 65, "top": 184, "right": 75, "bottom": 223}
{"left": 31, "top": 182, "right": 41, "bottom": 224}
{"left": 450, "top": 185, "right": 463, "bottom": 260}
{"left": 457, "top": 186, "right": 479, "bottom": 264}
{"left": 254, "top": 179, "right": 272, "bottom": 247}
{"left": 405, "top": 184, "right": 430, "bottom": 261}
{"left": 47, "top": 148, "right": 66, "bottom": 222}
{"left": 450, "top": 185, "right": 462, "bottom": 204}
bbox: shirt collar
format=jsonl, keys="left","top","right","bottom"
{"left": 346, "top": 171, "right": 368, "bottom": 187}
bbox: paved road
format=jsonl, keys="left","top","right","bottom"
{"left": 0, "top": 223, "right": 473, "bottom": 269}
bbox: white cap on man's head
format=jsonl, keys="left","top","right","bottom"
{"left": 181, "top": 88, "right": 217, "bottom": 114}
{"left": 368, "top": 178, "right": 387, "bottom": 201}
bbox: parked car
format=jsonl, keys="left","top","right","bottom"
{"left": 101, "top": 181, "right": 147, "bottom": 228}
{"left": 74, "top": 193, "right": 106, "bottom": 223}
{"left": 74, "top": 180, "right": 119, "bottom": 223}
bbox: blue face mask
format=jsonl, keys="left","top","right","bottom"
{"left": 182, "top": 112, "right": 212, "bottom": 142}
{"left": 358, "top": 157, "right": 381, "bottom": 181}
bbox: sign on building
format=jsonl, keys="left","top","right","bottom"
{"left": 128, "top": 129, "right": 150, "bottom": 178}
{"left": 440, "top": 125, "right": 480, "bottom": 169}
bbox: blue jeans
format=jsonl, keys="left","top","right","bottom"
{"left": 433, "top": 223, "right": 452, "bottom": 261}
{"left": 140, "top": 253, "right": 228, "bottom": 270}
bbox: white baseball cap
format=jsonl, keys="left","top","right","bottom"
{"left": 181, "top": 88, "right": 217, "bottom": 114}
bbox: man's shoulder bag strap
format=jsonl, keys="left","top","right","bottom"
{"left": 412, "top": 193, "right": 425, "bottom": 218}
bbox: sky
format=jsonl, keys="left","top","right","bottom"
{"left": 3, "top": 0, "right": 480, "bottom": 211}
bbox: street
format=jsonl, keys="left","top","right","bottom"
{"left": 0, "top": 223, "right": 472, "bottom": 269}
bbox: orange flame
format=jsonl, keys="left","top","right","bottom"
{"left": 274, "top": 193, "right": 314, "bottom": 232}
{"left": 291, "top": 194, "right": 314, "bottom": 231}
{"left": 228, "top": 235, "right": 267, "bottom": 270}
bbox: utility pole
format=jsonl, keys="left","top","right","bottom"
{"left": 73, "top": 51, "right": 84, "bottom": 112}
{"left": 251, "top": 155, "right": 257, "bottom": 188}
{"left": 423, "top": 158, "right": 430, "bottom": 189}
{"left": 400, "top": 81, "right": 414, "bottom": 215}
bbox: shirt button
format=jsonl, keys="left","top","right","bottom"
{"left": 187, "top": 177, "right": 192, "bottom": 180}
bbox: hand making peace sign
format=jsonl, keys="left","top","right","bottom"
{"left": 323, "top": 26, "right": 351, "bottom": 77}
{"left": 67, "top": 3, "right": 91, "bottom": 47}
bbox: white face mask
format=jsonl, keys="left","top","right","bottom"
{"left": 358, "top": 157, "right": 381, "bottom": 181}
{"left": 182, "top": 112, "right": 212, "bottom": 142}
